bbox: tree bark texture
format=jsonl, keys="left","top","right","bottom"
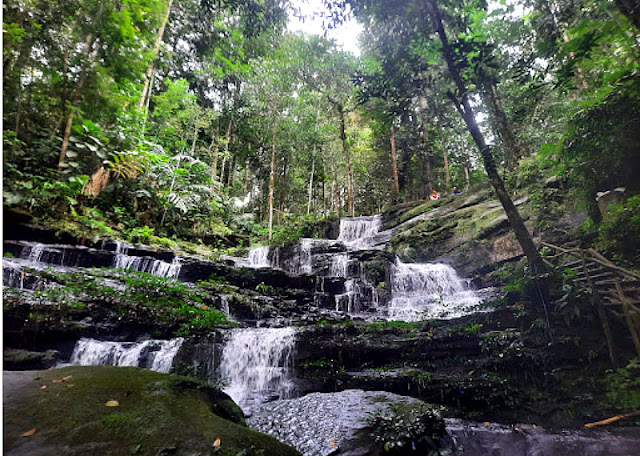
{"left": 390, "top": 125, "right": 400, "bottom": 194}
{"left": 339, "top": 106, "right": 355, "bottom": 216}
{"left": 268, "top": 121, "right": 277, "bottom": 240}
{"left": 138, "top": 0, "right": 173, "bottom": 110}
{"left": 482, "top": 81, "right": 525, "bottom": 170}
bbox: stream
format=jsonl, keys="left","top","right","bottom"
{"left": 3, "top": 216, "right": 638, "bottom": 455}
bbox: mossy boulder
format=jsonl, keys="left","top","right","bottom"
{"left": 3, "top": 366, "right": 300, "bottom": 456}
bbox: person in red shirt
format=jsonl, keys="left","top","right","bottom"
{"left": 429, "top": 189, "right": 440, "bottom": 200}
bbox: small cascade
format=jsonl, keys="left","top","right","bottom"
{"left": 329, "top": 252, "right": 349, "bottom": 278}
{"left": 388, "top": 259, "right": 481, "bottom": 321}
{"left": 337, "top": 216, "right": 384, "bottom": 249}
{"left": 113, "top": 250, "right": 182, "bottom": 279}
{"left": 220, "top": 296, "right": 231, "bottom": 319}
{"left": 298, "top": 239, "right": 314, "bottom": 274}
{"left": 219, "top": 327, "right": 296, "bottom": 413}
{"left": 3, "top": 259, "right": 26, "bottom": 289}
{"left": 17, "top": 242, "right": 68, "bottom": 267}
{"left": 70, "top": 337, "right": 184, "bottom": 373}
{"left": 244, "top": 246, "right": 272, "bottom": 268}
{"left": 26, "top": 243, "right": 45, "bottom": 263}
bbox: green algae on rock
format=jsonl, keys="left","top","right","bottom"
{"left": 3, "top": 366, "right": 301, "bottom": 456}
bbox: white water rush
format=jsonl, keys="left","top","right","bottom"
{"left": 337, "top": 215, "right": 383, "bottom": 249}
{"left": 388, "top": 260, "right": 482, "bottom": 321}
{"left": 112, "top": 242, "right": 182, "bottom": 279}
{"left": 219, "top": 327, "right": 296, "bottom": 413}
{"left": 70, "top": 337, "right": 184, "bottom": 373}
{"left": 244, "top": 246, "right": 272, "bottom": 268}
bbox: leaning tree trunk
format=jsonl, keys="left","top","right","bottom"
{"left": 58, "top": 32, "right": 100, "bottom": 171}
{"left": 138, "top": 0, "right": 173, "bottom": 111}
{"left": 427, "top": 0, "right": 548, "bottom": 285}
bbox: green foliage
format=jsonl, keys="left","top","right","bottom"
{"left": 255, "top": 282, "right": 277, "bottom": 295}
{"left": 605, "top": 357, "right": 640, "bottom": 410}
{"left": 365, "top": 404, "right": 447, "bottom": 455}
{"left": 595, "top": 195, "right": 640, "bottom": 263}
{"left": 129, "top": 225, "right": 155, "bottom": 243}
{"left": 24, "top": 269, "right": 228, "bottom": 337}
{"left": 69, "top": 206, "right": 114, "bottom": 241}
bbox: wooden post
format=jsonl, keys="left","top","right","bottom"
{"left": 581, "top": 250, "right": 617, "bottom": 366}
{"left": 614, "top": 279, "right": 640, "bottom": 357}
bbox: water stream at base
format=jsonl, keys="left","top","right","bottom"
{"left": 219, "top": 327, "right": 296, "bottom": 414}
{"left": 69, "top": 337, "right": 184, "bottom": 373}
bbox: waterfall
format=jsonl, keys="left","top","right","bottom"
{"left": 3, "top": 259, "right": 25, "bottom": 289}
{"left": 244, "top": 246, "right": 272, "bottom": 268}
{"left": 18, "top": 242, "right": 65, "bottom": 266}
{"left": 337, "top": 216, "right": 383, "bottom": 249}
{"left": 329, "top": 252, "right": 349, "bottom": 277}
{"left": 113, "top": 247, "right": 182, "bottom": 279}
{"left": 298, "top": 239, "right": 314, "bottom": 274}
{"left": 219, "top": 327, "right": 296, "bottom": 412}
{"left": 388, "top": 259, "right": 481, "bottom": 321}
{"left": 70, "top": 337, "right": 183, "bottom": 373}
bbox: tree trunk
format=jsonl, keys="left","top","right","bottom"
{"left": 277, "top": 155, "right": 290, "bottom": 225}
{"left": 268, "top": 121, "right": 277, "bottom": 240}
{"left": 339, "top": 106, "right": 355, "bottom": 216}
{"left": 307, "top": 145, "right": 316, "bottom": 215}
{"left": 427, "top": 0, "right": 548, "bottom": 283}
{"left": 482, "top": 82, "right": 526, "bottom": 170}
{"left": 439, "top": 130, "right": 450, "bottom": 192}
{"left": 58, "top": 5, "right": 104, "bottom": 171}
{"left": 464, "top": 164, "right": 471, "bottom": 191}
{"left": 243, "top": 158, "right": 250, "bottom": 194}
{"left": 390, "top": 125, "right": 400, "bottom": 194}
{"left": 138, "top": 0, "right": 173, "bottom": 110}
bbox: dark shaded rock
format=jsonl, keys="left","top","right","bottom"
{"left": 3, "top": 348, "right": 60, "bottom": 370}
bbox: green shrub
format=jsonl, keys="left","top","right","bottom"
{"left": 596, "top": 194, "right": 640, "bottom": 264}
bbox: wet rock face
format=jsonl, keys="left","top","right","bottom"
{"left": 246, "top": 389, "right": 444, "bottom": 456}
{"left": 3, "top": 348, "right": 60, "bottom": 370}
{"left": 445, "top": 419, "right": 640, "bottom": 456}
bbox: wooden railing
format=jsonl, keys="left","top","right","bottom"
{"left": 541, "top": 242, "right": 640, "bottom": 364}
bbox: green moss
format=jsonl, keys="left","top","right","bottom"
{"left": 3, "top": 366, "right": 300, "bottom": 456}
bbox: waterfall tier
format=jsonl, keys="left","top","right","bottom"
{"left": 337, "top": 215, "right": 385, "bottom": 249}
{"left": 70, "top": 337, "right": 184, "bottom": 373}
{"left": 388, "top": 260, "right": 482, "bottom": 321}
{"left": 219, "top": 327, "right": 296, "bottom": 413}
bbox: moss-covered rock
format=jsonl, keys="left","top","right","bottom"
{"left": 3, "top": 366, "right": 300, "bottom": 456}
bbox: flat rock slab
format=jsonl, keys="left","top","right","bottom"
{"left": 247, "top": 389, "right": 422, "bottom": 456}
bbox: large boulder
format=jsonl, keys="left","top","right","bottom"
{"left": 3, "top": 366, "right": 301, "bottom": 456}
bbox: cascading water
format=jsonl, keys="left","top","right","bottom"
{"left": 244, "top": 246, "right": 272, "bottom": 268}
{"left": 219, "top": 327, "right": 296, "bottom": 413}
{"left": 337, "top": 216, "right": 384, "bottom": 249}
{"left": 298, "top": 239, "right": 314, "bottom": 274}
{"left": 70, "top": 337, "right": 183, "bottom": 373}
{"left": 329, "top": 252, "right": 349, "bottom": 278}
{"left": 112, "top": 241, "right": 182, "bottom": 279}
{"left": 113, "top": 255, "right": 182, "bottom": 278}
{"left": 388, "top": 259, "right": 482, "bottom": 321}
